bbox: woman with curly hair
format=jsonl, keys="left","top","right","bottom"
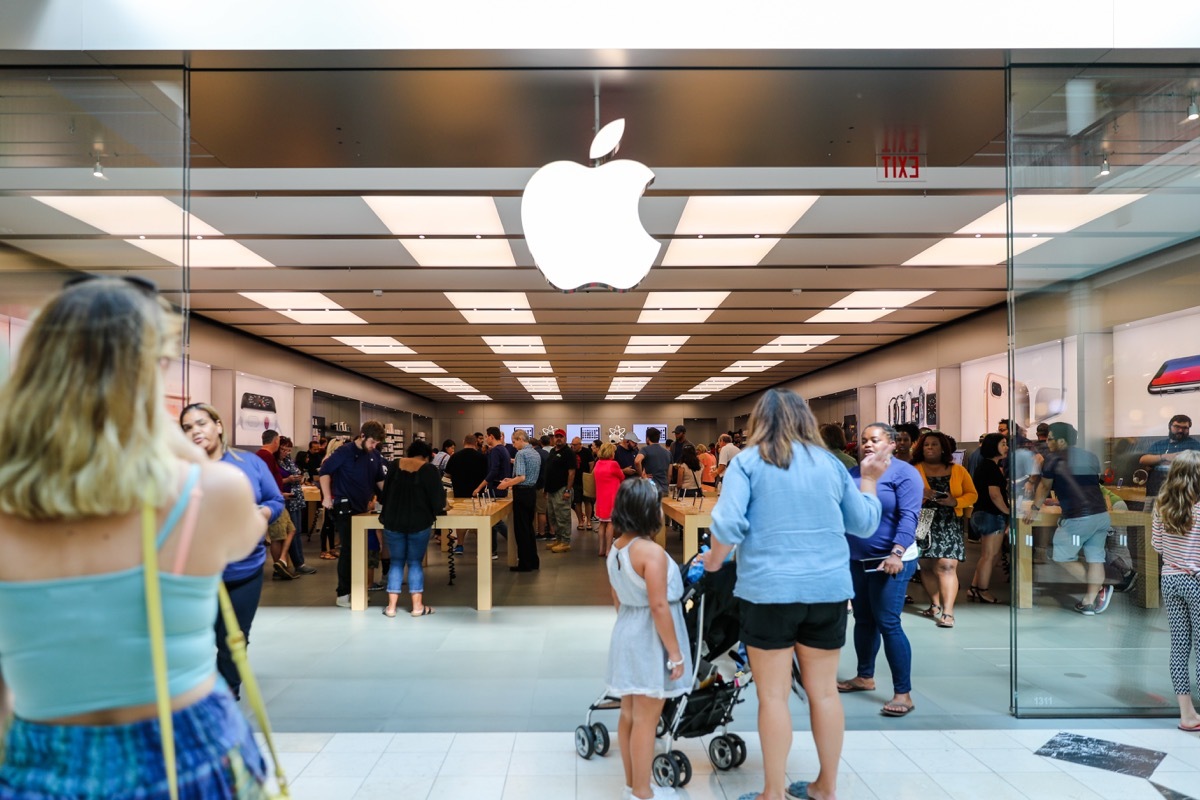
{"left": 912, "top": 430, "right": 978, "bottom": 629}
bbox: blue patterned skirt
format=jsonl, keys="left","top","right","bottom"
{"left": 0, "top": 689, "right": 267, "bottom": 799}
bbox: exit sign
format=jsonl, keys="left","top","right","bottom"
{"left": 877, "top": 153, "right": 925, "bottom": 181}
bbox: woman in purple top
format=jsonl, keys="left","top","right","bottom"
{"left": 836, "top": 423, "right": 923, "bottom": 719}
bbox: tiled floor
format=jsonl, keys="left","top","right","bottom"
{"left": 247, "top": 524, "right": 1200, "bottom": 798}
{"left": 256, "top": 728, "right": 1200, "bottom": 799}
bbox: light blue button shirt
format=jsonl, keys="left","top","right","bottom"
{"left": 710, "top": 442, "right": 882, "bottom": 604}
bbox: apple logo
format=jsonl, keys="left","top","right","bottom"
{"left": 522, "top": 119, "right": 661, "bottom": 291}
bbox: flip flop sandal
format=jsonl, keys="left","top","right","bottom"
{"left": 382, "top": 608, "right": 397, "bottom": 618}
{"left": 1178, "top": 722, "right": 1200, "bottom": 732}
{"left": 880, "top": 702, "right": 915, "bottom": 717}
{"left": 837, "top": 680, "right": 874, "bottom": 694}
{"left": 919, "top": 605, "right": 942, "bottom": 619}
{"left": 411, "top": 607, "right": 435, "bottom": 617}
{"left": 936, "top": 614, "right": 955, "bottom": 628}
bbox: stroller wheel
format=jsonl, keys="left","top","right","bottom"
{"left": 727, "top": 733, "right": 748, "bottom": 767}
{"left": 655, "top": 717, "right": 668, "bottom": 738}
{"left": 671, "top": 751, "right": 692, "bottom": 786}
{"left": 708, "top": 736, "right": 736, "bottom": 770}
{"left": 591, "top": 722, "right": 611, "bottom": 756}
{"left": 574, "top": 725, "right": 595, "bottom": 760}
{"left": 651, "top": 752, "right": 679, "bottom": 787}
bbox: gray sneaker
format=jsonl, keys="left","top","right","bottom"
{"left": 1074, "top": 601, "right": 1096, "bottom": 616}
{"left": 335, "top": 595, "right": 351, "bottom": 608}
{"left": 296, "top": 564, "right": 318, "bottom": 575}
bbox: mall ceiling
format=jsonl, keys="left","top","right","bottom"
{"left": 1, "top": 66, "right": 1195, "bottom": 402}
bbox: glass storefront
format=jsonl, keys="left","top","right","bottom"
{"left": 1010, "top": 66, "right": 1200, "bottom": 716}
{"left": 4, "top": 58, "right": 1198, "bottom": 717}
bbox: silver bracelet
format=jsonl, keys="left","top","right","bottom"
{"left": 666, "top": 658, "right": 684, "bottom": 670}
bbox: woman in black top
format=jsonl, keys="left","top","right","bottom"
{"left": 969, "top": 433, "right": 1011, "bottom": 604}
{"left": 378, "top": 439, "right": 447, "bottom": 617}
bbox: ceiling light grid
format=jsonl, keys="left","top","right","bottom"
{"left": 638, "top": 291, "right": 730, "bottom": 324}
{"left": 676, "top": 394, "right": 710, "bottom": 400}
{"left": 334, "top": 336, "right": 415, "bottom": 354}
{"left": 484, "top": 336, "right": 546, "bottom": 354}
{"left": 617, "top": 360, "right": 665, "bottom": 372}
{"left": 625, "top": 336, "right": 689, "bottom": 354}
{"left": 805, "top": 291, "right": 933, "bottom": 324}
{"left": 662, "top": 196, "right": 819, "bottom": 266}
{"left": 605, "top": 395, "right": 636, "bottom": 401}
{"left": 240, "top": 292, "right": 366, "bottom": 325}
{"left": 505, "top": 361, "right": 554, "bottom": 373}
{"left": 423, "top": 377, "right": 477, "bottom": 393}
{"left": 445, "top": 292, "right": 535, "bottom": 324}
{"left": 690, "top": 376, "right": 747, "bottom": 393}
{"left": 363, "top": 196, "right": 516, "bottom": 267}
{"left": 386, "top": 361, "right": 445, "bottom": 373}
{"left": 723, "top": 360, "right": 783, "bottom": 373}
{"left": 518, "top": 377, "right": 561, "bottom": 393}
{"left": 609, "top": 377, "right": 651, "bottom": 392}
{"left": 755, "top": 335, "right": 837, "bottom": 354}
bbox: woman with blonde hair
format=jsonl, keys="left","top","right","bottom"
{"left": 702, "top": 388, "right": 891, "bottom": 800}
{"left": 1151, "top": 450, "right": 1200, "bottom": 731}
{"left": 0, "top": 278, "right": 270, "bottom": 798}
{"left": 592, "top": 442, "right": 625, "bottom": 558}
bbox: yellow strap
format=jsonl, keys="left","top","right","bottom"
{"left": 141, "top": 490, "right": 179, "bottom": 800}
{"left": 218, "top": 584, "right": 291, "bottom": 797}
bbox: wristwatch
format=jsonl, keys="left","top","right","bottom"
{"left": 666, "top": 658, "right": 684, "bottom": 670}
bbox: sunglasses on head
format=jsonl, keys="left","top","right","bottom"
{"left": 63, "top": 274, "right": 159, "bottom": 296}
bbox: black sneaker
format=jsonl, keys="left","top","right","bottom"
{"left": 1074, "top": 601, "right": 1097, "bottom": 616}
{"left": 272, "top": 561, "right": 296, "bottom": 580}
{"left": 368, "top": 581, "right": 385, "bottom": 592}
{"left": 1114, "top": 570, "right": 1138, "bottom": 594}
{"left": 296, "top": 564, "right": 318, "bottom": 575}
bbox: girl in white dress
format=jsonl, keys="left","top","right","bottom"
{"left": 605, "top": 479, "right": 692, "bottom": 800}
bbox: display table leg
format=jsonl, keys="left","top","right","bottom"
{"left": 1017, "top": 523, "right": 1033, "bottom": 609}
{"left": 683, "top": 521, "right": 699, "bottom": 560}
{"left": 1132, "top": 524, "right": 1161, "bottom": 609}
{"left": 351, "top": 518, "right": 369, "bottom": 611}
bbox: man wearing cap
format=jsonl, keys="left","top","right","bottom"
{"left": 544, "top": 429, "right": 576, "bottom": 552}
{"left": 616, "top": 430, "right": 642, "bottom": 477}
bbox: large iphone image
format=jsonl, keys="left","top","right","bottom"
{"left": 1148, "top": 355, "right": 1200, "bottom": 395}
{"left": 986, "top": 373, "right": 1029, "bottom": 432}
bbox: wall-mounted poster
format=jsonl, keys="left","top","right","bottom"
{"left": 568, "top": 424, "right": 602, "bottom": 443}
{"left": 875, "top": 371, "right": 937, "bottom": 429}
{"left": 634, "top": 423, "right": 667, "bottom": 443}
{"left": 1115, "top": 306, "right": 1200, "bottom": 437}
{"left": 233, "top": 373, "right": 295, "bottom": 447}
{"left": 500, "top": 423, "right": 534, "bottom": 442}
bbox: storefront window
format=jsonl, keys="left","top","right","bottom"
{"left": 1010, "top": 66, "right": 1200, "bottom": 716}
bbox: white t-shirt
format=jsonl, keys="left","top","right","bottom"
{"left": 718, "top": 443, "right": 741, "bottom": 469}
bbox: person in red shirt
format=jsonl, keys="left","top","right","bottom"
{"left": 257, "top": 430, "right": 296, "bottom": 579}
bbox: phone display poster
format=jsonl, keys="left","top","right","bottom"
{"left": 1114, "top": 306, "right": 1200, "bottom": 436}
{"left": 874, "top": 370, "right": 936, "bottom": 430}
{"left": 634, "top": 423, "right": 667, "bottom": 443}
{"left": 500, "top": 424, "right": 534, "bottom": 443}
{"left": 233, "top": 373, "right": 295, "bottom": 447}
{"left": 567, "top": 424, "right": 602, "bottom": 443}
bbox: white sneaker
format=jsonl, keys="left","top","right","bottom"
{"left": 631, "top": 787, "right": 676, "bottom": 799}
{"left": 620, "top": 788, "right": 632, "bottom": 800}
{"left": 335, "top": 595, "right": 351, "bottom": 608}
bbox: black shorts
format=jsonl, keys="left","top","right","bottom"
{"left": 739, "top": 599, "right": 848, "bottom": 651}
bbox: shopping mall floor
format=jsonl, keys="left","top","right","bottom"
{"left": 249, "top": 525, "right": 1200, "bottom": 799}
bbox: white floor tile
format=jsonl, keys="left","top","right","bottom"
{"left": 575, "top": 774, "right": 629, "bottom": 800}
{"left": 969, "top": 746, "right": 1062, "bottom": 772}
{"left": 301, "top": 751, "right": 383, "bottom": 778}
{"left": 929, "top": 772, "right": 1028, "bottom": 800}
{"left": 289, "top": 775, "right": 365, "bottom": 800}
{"left": 353, "top": 775, "right": 436, "bottom": 800}
{"left": 1069, "top": 768, "right": 1172, "bottom": 799}
{"left": 450, "top": 731, "right": 518, "bottom": 754}
{"left": 858, "top": 772, "right": 952, "bottom": 800}
{"left": 1149, "top": 771, "right": 1200, "bottom": 795}
{"left": 514, "top": 731, "right": 575, "bottom": 752}
{"left": 1001, "top": 771, "right": 1106, "bottom": 800}
{"left": 386, "top": 732, "right": 455, "bottom": 754}
{"left": 437, "top": 749, "right": 513, "bottom": 777}
{"left": 840, "top": 747, "right": 922, "bottom": 774}
{"left": 324, "top": 732, "right": 396, "bottom": 753}
{"left": 270, "top": 732, "right": 334, "bottom": 752}
{"left": 426, "top": 774, "right": 506, "bottom": 800}
{"left": 902, "top": 747, "right": 990, "bottom": 773}
{"left": 369, "top": 752, "right": 447, "bottom": 779}
{"left": 507, "top": 748, "right": 579, "bottom": 776}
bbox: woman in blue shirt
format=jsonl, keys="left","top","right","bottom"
{"left": 837, "top": 423, "right": 923, "bottom": 719}
{"left": 702, "top": 389, "right": 891, "bottom": 800}
{"left": 180, "top": 402, "right": 282, "bottom": 699}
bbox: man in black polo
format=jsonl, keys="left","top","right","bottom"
{"left": 474, "top": 426, "right": 511, "bottom": 557}
{"left": 545, "top": 429, "right": 576, "bottom": 552}
{"left": 319, "top": 420, "right": 387, "bottom": 608}
{"left": 444, "top": 433, "right": 489, "bottom": 557}
{"left": 616, "top": 431, "right": 641, "bottom": 477}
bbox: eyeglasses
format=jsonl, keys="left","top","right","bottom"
{"left": 63, "top": 274, "right": 159, "bottom": 296}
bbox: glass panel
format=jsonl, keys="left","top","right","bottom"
{"left": 0, "top": 67, "right": 187, "bottom": 402}
{"left": 1010, "top": 66, "right": 1200, "bottom": 716}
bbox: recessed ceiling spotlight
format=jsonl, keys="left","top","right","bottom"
{"left": 92, "top": 159, "right": 106, "bottom": 180}
{"left": 1187, "top": 96, "right": 1198, "bottom": 122}
{"left": 1099, "top": 156, "right": 1110, "bottom": 176}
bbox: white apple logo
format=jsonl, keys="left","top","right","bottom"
{"left": 522, "top": 119, "right": 661, "bottom": 291}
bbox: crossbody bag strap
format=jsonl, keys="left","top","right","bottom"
{"left": 218, "top": 584, "right": 291, "bottom": 797}
{"left": 141, "top": 489, "right": 179, "bottom": 800}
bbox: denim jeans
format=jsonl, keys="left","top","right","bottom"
{"left": 849, "top": 557, "right": 916, "bottom": 694}
{"left": 383, "top": 528, "right": 432, "bottom": 594}
{"left": 287, "top": 506, "right": 306, "bottom": 567}
{"left": 215, "top": 569, "right": 263, "bottom": 699}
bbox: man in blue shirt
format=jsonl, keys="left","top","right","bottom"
{"left": 615, "top": 430, "right": 641, "bottom": 476}
{"left": 1140, "top": 415, "right": 1198, "bottom": 497}
{"left": 498, "top": 429, "right": 540, "bottom": 572}
{"left": 319, "top": 420, "right": 386, "bottom": 608}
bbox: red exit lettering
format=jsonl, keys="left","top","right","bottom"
{"left": 877, "top": 153, "right": 925, "bottom": 182}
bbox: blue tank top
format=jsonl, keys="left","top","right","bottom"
{"left": 0, "top": 465, "right": 220, "bottom": 721}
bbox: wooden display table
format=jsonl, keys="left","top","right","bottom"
{"left": 661, "top": 497, "right": 712, "bottom": 559}
{"left": 301, "top": 485, "right": 322, "bottom": 502}
{"left": 1015, "top": 504, "right": 1157, "bottom": 609}
{"left": 349, "top": 498, "right": 513, "bottom": 612}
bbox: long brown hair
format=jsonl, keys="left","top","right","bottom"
{"left": 1156, "top": 450, "right": 1200, "bottom": 536}
{"left": 745, "top": 388, "right": 822, "bottom": 470}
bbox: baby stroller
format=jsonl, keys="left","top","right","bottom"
{"left": 575, "top": 555, "right": 754, "bottom": 790}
